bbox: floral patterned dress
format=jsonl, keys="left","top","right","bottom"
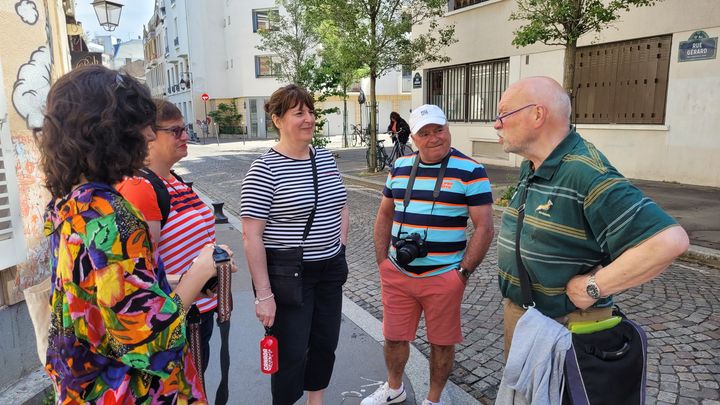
{"left": 44, "top": 182, "right": 207, "bottom": 404}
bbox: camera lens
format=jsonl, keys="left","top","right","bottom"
{"left": 396, "top": 243, "right": 419, "bottom": 265}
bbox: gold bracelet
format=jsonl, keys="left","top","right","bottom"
{"left": 254, "top": 293, "right": 275, "bottom": 305}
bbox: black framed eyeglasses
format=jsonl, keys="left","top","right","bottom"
{"left": 155, "top": 125, "right": 189, "bottom": 139}
{"left": 495, "top": 103, "right": 537, "bottom": 128}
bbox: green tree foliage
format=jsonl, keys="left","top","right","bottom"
{"left": 307, "top": 0, "right": 457, "bottom": 171}
{"left": 510, "top": 0, "right": 658, "bottom": 94}
{"left": 257, "top": 0, "right": 318, "bottom": 87}
{"left": 207, "top": 102, "right": 243, "bottom": 135}
{"left": 257, "top": 0, "right": 356, "bottom": 148}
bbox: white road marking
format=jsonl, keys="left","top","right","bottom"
{"left": 673, "top": 262, "right": 709, "bottom": 274}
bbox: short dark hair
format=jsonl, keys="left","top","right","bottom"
{"left": 390, "top": 111, "right": 400, "bottom": 121}
{"left": 264, "top": 84, "right": 315, "bottom": 129}
{"left": 155, "top": 98, "right": 183, "bottom": 123}
{"left": 38, "top": 64, "right": 156, "bottom": 198}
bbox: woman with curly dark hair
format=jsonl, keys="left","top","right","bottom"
{"left": 39, "top": 64, "right": 217, "bottom": 403}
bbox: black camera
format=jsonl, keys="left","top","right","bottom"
{"left": 393, "top": 233, "right": 429, "bottom": 265}
{"left": 203, "top": 246, "right": 231, "bottom": 291}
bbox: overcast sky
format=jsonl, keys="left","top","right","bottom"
{"left": 74, "top": 0, "right": 154, "bottom": 41}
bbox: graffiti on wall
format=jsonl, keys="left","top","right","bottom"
{"left": 1, "top": 0, "right": 52, "bottom": 288}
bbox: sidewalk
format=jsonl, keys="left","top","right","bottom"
{"left": 199, "top": 196, "right": 478, "bottom": 405}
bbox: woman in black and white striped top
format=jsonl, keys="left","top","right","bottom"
{"left": 240, "top": 84, "right": 349, "bottom": 405}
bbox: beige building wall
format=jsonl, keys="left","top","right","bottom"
{"left": 414, "top": 0, "right": 720, "bottom": 187}
{"left": 0, "top": 0, "right": 70, "bottom": 304}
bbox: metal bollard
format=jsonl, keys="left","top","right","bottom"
{"left": 212, "top": 202, "right": 229, "bottom": 224}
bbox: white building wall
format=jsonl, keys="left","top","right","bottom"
{"left": 413, "top": 0, "right": 720, "bottom": 186}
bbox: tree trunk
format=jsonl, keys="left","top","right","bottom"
{"left": 563, "top": 41, "right": 578, "bottom": 97}
{"left": 368, "top": 71, "right": 378, "bottom": 172}
{"left": 343, "top": 94, "right": 348, "bottom": 148}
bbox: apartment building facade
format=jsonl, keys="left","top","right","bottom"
{"left": 413, "top": 0, "right": 719, "bottom": 187}
{"left": 146, "top": 0, "right": 411, "bottom": 138}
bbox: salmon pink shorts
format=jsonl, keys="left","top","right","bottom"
{"left": 379, "top": 258, "right": 465, "bottom": 345}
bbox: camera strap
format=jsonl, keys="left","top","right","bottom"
{"left": 397, "top": 152, "right": 451, "bottom": 239}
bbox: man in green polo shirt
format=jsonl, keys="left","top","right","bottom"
{"left": 495, "top": 76, "right": 690, "bottom": 357}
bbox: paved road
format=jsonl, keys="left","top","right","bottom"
{"left": 178, "top": 141, "right": 720, "bottom": 405}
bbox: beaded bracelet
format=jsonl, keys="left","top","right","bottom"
{"left": 254, "top": 293, "right": 275, "bottom": 305}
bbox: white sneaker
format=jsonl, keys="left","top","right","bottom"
{"left": 361, "top": 382, "right": 407, "bottom": 405}
{"left": 421, "top": 400, "right": 441, "bottom": 405}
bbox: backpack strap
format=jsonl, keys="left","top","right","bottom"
{"left": 138, "top": 168, "right": 171, "bottom": 228}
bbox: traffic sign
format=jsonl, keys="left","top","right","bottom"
{"left": 201, "top": 93, "right": 209, "bottom": 101}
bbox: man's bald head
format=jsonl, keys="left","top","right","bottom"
{"left": 509, "top": 77, "right": 571, "bottom": 125}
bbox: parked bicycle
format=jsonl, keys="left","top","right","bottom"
{"left": 351, "top": 124, "right": 369, "bottom": 147}
{"left": 366, "top": 139, "right": 389, "bottom": 171}
{"left": 386, "top": 132, "right": 413, "bottom": 168}
{"left": 365, "top": 133, "right": 414, "bottom": 171}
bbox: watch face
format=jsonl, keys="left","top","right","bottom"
{"left": 586, "top": 284, "right": 601, "bottom": 299}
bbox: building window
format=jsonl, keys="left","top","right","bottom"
{"left": 255, "top": 55, "right": 280, "bottom": 77}
{"left": 0, "top": 115, "right": 24, "bottom": 270}
{"left": 449, "top": 0, "right": 492, "bottom": 11}
{"left": 252, "top": 8, "right": 279, "bottom": 32}
{"left": 427, "top": 58, "right": 509, "bottom": 122}
{"left": 573, "top": 35, "right": 671, "bottom": 124}
{"left": 401, "top": 65, "right": 412, "bottom": 93}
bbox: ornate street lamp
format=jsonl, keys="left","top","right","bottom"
{"left": 92, "top": 0, "right": 124, "bottom": 32}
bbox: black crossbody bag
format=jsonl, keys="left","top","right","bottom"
{"left": 513, "top": 178, "right": 648, "bottom": 405}
{"left": 263, "top": 150, "right": 318, "bottom": 307}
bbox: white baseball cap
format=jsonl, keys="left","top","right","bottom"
{"left": 409, "top": 104, "right": 447, "bottom": 134}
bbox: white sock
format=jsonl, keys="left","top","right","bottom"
{"left": 388, "top": 382, "right": 404, "bottom": 394}
{"left": 424, "top": 400, "right": 441, "bottom": 405}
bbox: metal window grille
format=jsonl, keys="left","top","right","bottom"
{"left": 450, "top": 0, "right": 492, "bottom": 11}
{"left": 428, "top": 58, "right": 509, "bottom": 122}
{"left": 573, "top": 35, "right": 671, "bottom": 124}
{"left": 427, "top": 66, "right": 465, "bottom": 121}
{"left": 469, "top": 59, "right": 509, "bottom": 121}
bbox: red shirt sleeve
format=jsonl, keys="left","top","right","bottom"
{"left": 116, "top": 177, "right": 163, "bottom": 222}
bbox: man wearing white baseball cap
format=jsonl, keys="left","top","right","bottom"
{"left": 363, "top": 104, "right": 495, "bottom": 405}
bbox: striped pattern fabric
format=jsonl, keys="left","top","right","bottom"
{"left": 160, "top": 176, "right": 217, "bottom": 313}
{"left": 240, "top": 147, "right": 347, "bottom": 261}
{"left": 382, "top": 148, "right": 493, "bottom": 277}
{"left": 497, "top": 130, "right": 677, "bottom": 318}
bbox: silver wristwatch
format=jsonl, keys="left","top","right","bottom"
{"left": 457, "top": 267, "right": 473, "bottom": 279}
{"left": 586, "top": 274, "right": 601, "bottom": 299}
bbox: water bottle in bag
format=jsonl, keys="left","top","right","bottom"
{"left": 260, "top": 327, "right": 279, "bottom": 374}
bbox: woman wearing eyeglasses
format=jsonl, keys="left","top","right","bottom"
{"left": 117, "top": 99, "right": 223, "bottom": 378}
{"left": 40, "top": 65, "right": 215, "bottom": 403}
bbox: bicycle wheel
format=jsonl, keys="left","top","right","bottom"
{"left": 377, "top": 147, "right": 387, "bottom": 171}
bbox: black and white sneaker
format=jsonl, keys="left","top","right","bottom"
{"left": 361, "top": 382, "right": 407, "bottom": 405}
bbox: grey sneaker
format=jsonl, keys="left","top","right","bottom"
{"left": 361, "top": 382, "right": 407, "bottom": 405}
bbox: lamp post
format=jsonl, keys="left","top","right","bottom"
{"left": 92, "top": 0, "right": 124, "bottom": 32}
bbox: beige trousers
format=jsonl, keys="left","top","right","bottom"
{"left": 502, "top": 298, "right": 613, "bottom": 359}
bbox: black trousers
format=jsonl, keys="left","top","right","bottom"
{"left": 270, "top": 248, "right": 348, "bottom": 405}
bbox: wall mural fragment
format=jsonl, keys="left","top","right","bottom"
{"left": 15, "top": 0, "right": 39, "bottom": 25}
{"left": 12, "top": 45, "right": 51, "bottom": 130}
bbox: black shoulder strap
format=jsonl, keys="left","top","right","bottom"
{"left": 138, "top": 168, "right": 171, "bottom": 228}
{"left": 301, "top": 148, "right": 319, "bottom": 244}
{"left": 170, "top": 169, "right": 185, "bottom": 184}
{"left": 515, "top": 177, "right": 535, "bottom": 308}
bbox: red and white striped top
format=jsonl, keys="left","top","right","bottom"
{"left": 118, "top": 175, "right": 217, "bottom": 313}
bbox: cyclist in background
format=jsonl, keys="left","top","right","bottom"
{"left": 388, "top": 111, "right": 410, "bottom": 149}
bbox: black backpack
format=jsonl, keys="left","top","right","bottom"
{"left": 137, "top": 168, "right": 185, "bottom": 228}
